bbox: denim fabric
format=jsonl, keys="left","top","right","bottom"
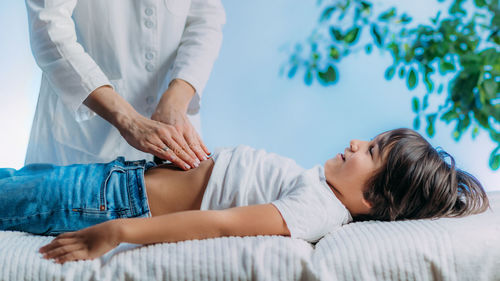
{"left": 0, "top": 157, "right": 156, "bottom": 235}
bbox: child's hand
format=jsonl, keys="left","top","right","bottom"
{"left": 39, "top": 220, "right": 121, "bottom": 264}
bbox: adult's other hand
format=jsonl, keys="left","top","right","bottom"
{"left": 152, "top": 79, "right": 210, "bottom": 164}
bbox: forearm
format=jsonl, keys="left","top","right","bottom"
{"left": 83, "top": 85, "right": 141, "bottom": 129}
{"left": 40, "top": 204, "right": 288, "bottom": 264}
{"left": 156, "top": 79, "right": 195, "bottom": 115}
{"left": 115, "top": 209, "right": 226, "bottom": 245}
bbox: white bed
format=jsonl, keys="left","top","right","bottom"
{"left": 1, "top": 191, "right": 499, "bottom": 281}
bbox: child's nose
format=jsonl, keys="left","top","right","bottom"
{"left": 350, "top": 140, "right": 359, "bottom": 152}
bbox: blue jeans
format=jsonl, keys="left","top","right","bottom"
{"left": 0, "top": 157, "right": 155, "bottom": 235}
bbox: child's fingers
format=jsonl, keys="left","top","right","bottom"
{"left": 39, "top": 237, "right": 79, "bottom": 253}
{"left": 54, "top": 249, "right": 88, "bottom": 264}
{"left": 43, "top": 242, "right": 84, "bottom": 259}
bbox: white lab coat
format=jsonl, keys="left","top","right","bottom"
{"left": 24, "top": 0, "right": 225, "bottom": 165}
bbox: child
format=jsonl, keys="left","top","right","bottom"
{"left": 0, "top": 128, "right": 489, "bottom": 264}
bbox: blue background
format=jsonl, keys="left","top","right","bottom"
{"left": 0, "top": 0, "right": 497, "bottom": 190}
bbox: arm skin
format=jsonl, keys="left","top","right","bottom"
{"left": 39, "top": 204, "right": 290, "bottom": 264}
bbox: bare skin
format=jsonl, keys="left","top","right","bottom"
{"left": 144, "top": 158, "right": 215, "bottom": 217}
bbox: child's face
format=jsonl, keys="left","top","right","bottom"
{"left": 324, "top": 135, "right": 385, "bottom": 216}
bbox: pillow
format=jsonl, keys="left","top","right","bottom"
{"left": 312, "top": 191, "right": 500, "bottom": 281}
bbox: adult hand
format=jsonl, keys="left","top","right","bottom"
{"left": 152, "top": 79, "right": 210, "bottom": 163}
{"left": 84, "top": 85, "right": 199, "bottom": 170}
{"left": 39, "top": 221, "right": 120, "bottom": 264}
{"left": 118, "top": 114, "right": 199, "bottom": 170}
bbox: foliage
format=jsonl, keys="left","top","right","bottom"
{"left": 285, "top": 0, "right": 500, "bottom": 169}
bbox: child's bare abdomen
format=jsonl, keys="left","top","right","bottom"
{"left": 144, "top": 158, "right": 214, "bottom": 217}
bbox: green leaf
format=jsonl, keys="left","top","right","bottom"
{"left": 329, "top": 46, "right": 340, "bottom": 60}
{"left": 490, "top": 31, "right": 500, "bottom": 45}
{"left": 413, "top": 116, "right": 421, "bottom": 130}
{"left": 330, "top": 27, "right": 344, "bottom": 41}
{"left": 287, "top": 64, "right": 298, "bottom": 78}
{"left": 371, "top": 24, "right": 383, "bottom": 46}
{"left": 400, "top": 14, "right": 412, "bottom": 24}
{"left": 472, "top": 125, "right": 479, "bottom": 139}
{"left": 404, "top": 48, "right": 414, "bottom": 63}
{"left": 426, "top": 114, "right": 437, "bottom": 137}
{"left": 379, "top": 8, "right": 396, "bottom": 21}
{"left": 399, "top": 67, "right": 405, "bottom": 78}
{"left": 412, "top": 97, "right": 420, "bottom": 112}
{"left": 474, "top": 0, "right": 486, "bottom": 7}
{"left": 320, "top": 6, "right": 336, "bottom": 22}
{"left": 388, "top": 42, "right": 400, "bottom": 61}
{"left": 439, "top": 60, "right": 455, "bottom": 74}
{"left": 385, "top": 66, "right": 396, "bottom": 80}
{"left": 424, "top": 76, "right": 434, "bottom": 92}
{"left": 317, "top": 65, "right": 338, "bottom": 84}
{"left": 483, "top": 79, "right": 498, "bottom": 99}
{"left": 441, "top": 109, "right": 458, "bottom": 123}
{"left": 492, "top": 130, "right": 500, "bottom": 143}
{"left": 344, "top": 27, "right": 361, "bottom": 44}
{"left": 450, "top": 0, "right": 467, "bottom": 15}
{"left": 475, "top": 110, "right": 490, "bottom": 128}
{"left": 423, "top": 94, "right": 429, "bottom": 110}
{"left": 360, "top": 1, "right": 371, "bottom": 9}
{"left": 365, "top": 44, "right": 372, "bottom": 54}
{"left": 407, "top": 68, "right": 418, "bottom": 90}
{"left": 431, "top": 11, "right": 441, "bottom": 25}
{"left": 304, "top": 70, "right": 313, "bottom": 86}
{"left": 456, "top": 115, "right": 471, "bottom": 138}
{"left": 489, "top": 146, "right": 500, "bottom": 170}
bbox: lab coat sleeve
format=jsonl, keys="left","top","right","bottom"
{"left": 25, "top": 0, "right": 112, "bottom": 121}
{"left": 167, "top": 0, "right": 226, "bottom": 115}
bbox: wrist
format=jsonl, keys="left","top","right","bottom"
{"left": 111, "top": 219, "right": 127, "bottom": 244}
{"left": 85, "top": 85, "right": 141, "bottom": 130}
{"left": 113, "top": 109, "right": 143, "bottom": 133}
{"left": 160, "top": 79, "right": 195, "bottom": 112}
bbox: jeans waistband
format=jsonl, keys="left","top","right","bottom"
{"left": 114, "top": 157, "right": 157, "bottom": 171}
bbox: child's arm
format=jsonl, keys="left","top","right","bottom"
{"left": 39, "top": 204, "right": 290, "bottom": 264}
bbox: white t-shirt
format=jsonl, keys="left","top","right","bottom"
{"left": 200, "top": 145, "right": 352, "bottom": 243}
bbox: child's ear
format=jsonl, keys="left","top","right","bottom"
{"left": 361, "top": 197, "right": 372, "bottom": 209}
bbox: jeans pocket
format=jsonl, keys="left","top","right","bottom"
{"left": 100, "top": 166, "right": 127, "bottom": 212}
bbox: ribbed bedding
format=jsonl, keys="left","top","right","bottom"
{"left": 1, "top": 192, "right": 499, "bottom": 281}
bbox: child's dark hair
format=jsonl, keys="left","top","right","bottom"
{"left": 356, "top": 128, "right": 489, "bottom": 221}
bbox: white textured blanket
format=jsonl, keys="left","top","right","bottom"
{"left": 1, "top": 192, "right": 499, "bottom": 281}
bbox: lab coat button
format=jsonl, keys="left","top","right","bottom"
{"left": 146, "top": 96, "right": 155, "bottom": 105}
{"left": 145, "top": 20, "right": 154, "bottom": 28}
{"left": 145, "top": 8, "right": 154, "bottom": 16}
{"left": 146, "top": 63, "right": 154, "bottom": 72}
{"left": 145, "top": 52, "right": 154, "bottom": 60}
